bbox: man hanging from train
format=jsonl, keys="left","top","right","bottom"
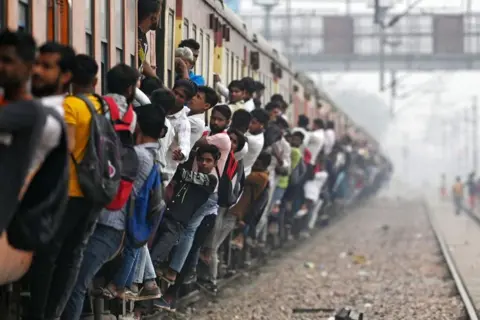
{"left": 178, "top": 39, "right": 206, "bottom": 86}
{"left": 138, "top": 0, "right": 162, "bottom": 80}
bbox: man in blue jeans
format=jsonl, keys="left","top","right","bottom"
{"left": 62, "top": 102, "right": 166, "bottom": 320}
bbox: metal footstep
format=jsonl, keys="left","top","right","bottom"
{"left": 292, "top": 307, "right": 365, "bottom": 320}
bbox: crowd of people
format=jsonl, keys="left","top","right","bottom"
{"left": 0, "top": 4, "right": 389, "bottom": 318}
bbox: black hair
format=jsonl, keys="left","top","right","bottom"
{"left": 198, "top": 86, "right": 219, "bottom": 107}
{"left": 298, "top": 115, "right": 309, "bottom": 128}
{"left": 255, "top": 152, "right": 272, "bottom": 169}
{"left": 140, "top": 76, "right": 164, "bottom": 97}
{"left": 326, "top": 120, "right": 335, "bottom": 130}
{"left": 276, "top": 116, "right": 289, "bottom": 130}
{"left": 173, "top": 78, "right": 197, "bottom": 100}
{"left": 135, "top": 103, "right": 166, "bottom": 140}
{"left": 106, "top": 63, "right": 140, "bottom": 95}
{"left": 151, "top": 88, "right": 176, "bottom": 113}
{"left": 255, "top": 81, "right": 265, "bottom": 91}
{"left": 197, "top": 144, "right": 221, "bottom": 161}
{"left": 138, "top": 0, "right": 161, "bottom": 22}
{"left": 228, "top": 128, "right": 247, "bottom": 153}
{"left": 39, "top": 41, "right": 76, "bottom": 73}
{"left": 313, "top": 118, "right": 325, "bottom": 129}
{"left": 231, "top": 109, "right": 252, "bottom": 133}
{"left": 72, "top": 54, "right": 98, "bottom": 87}
{"left": 212, "top": 104, "right": 232, "bottom": 120}
{"left": 292, "top": 131, "right": 305, "bottom": 141}
{"left": 250, "top": 108, "right": 270, "bottom": 126}
{"left": 228, "top": 80, "right": 244, "bottom": 91}
{"left": 270, "top": 94, "right": 284, "bottom": 103}
{"left": 0, "top": 29, "right": 36, "bottom": 63}
{"left": 241, "top": 77, "right": 256, "bottom": 95}
{"left": 265, "top": 101, "right": 282, "bottom": 112}
{"left": 179, "top": 39, "right": 200, "bottom": 51}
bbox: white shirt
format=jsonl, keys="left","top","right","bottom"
{"left": 307, "top": 129, "right": 325, "bottom": 165}
{"left": 158, "top": 118, "right": 174, "bottom": 173}
{"left": 234, "top": 141, "right": 248, "bottom": 161}
{"left": 164, "top": 107, "right": 191, "bottom": 184}
{"left": 243, "top": 99, "right": 255, "bottom": 112}
{"left": 32, "top": 95, "right": 64, "bottom": 174}
{"left": 186, "top": 106, "right": 206, "bottom": 147}
{"left": 243, "top": 131, "right": 264, "bottom": 177}
{"left": 324, "top": 129, "right": 336, "bottom": 155}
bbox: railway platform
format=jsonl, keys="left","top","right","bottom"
{"left": 428, "top": 198, "right": 480, "bottom": 316}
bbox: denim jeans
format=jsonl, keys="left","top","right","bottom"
{"left": 169, "top": 194, "right": 219, "bottom": 272}
{"left": 113, "top": 238, "right": 140, "bottom": 289}
{"left": 62, "top": 224, "right": 123, "bottom": 320}
{"left": 133, "top": 245, "right": 156, "bottom": 283}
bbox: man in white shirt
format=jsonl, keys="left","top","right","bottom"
{"left": 187, "top": 86, "right": 218, "bottom": 146}
{"left": 241, "top": 77, "right": 256, "bottom": 112}
{"left": 291, "top": 115, "right": 311, "bottom": 149}
{"left": 324, "top": 120, "right": 336, "bottom": 156}
{"left": 163, "top": 79, "right": 196, "bottom": 183}
{"left": 244, "top": 109, "right": 269, "bottom": 177}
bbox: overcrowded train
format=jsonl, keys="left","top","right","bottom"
{"left": 0, "top": 0, "right": 392, "bottom": 319}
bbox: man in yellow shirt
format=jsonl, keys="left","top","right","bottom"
{"left": 452, "top": 176, "right": 464, "bottom": 215}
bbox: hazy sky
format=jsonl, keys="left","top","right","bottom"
{"left": 240, "top": 0, "right": 480, "bottom": 184}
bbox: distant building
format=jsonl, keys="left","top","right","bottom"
{"left": 224, "top": 0, "right": 240, "bottom": 13}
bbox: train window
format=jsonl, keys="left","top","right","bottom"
{"left": 225, "top": 49, "right": 229, "bottom": 83}
{"left": 192, "top": 24, "right": 197, "bottom": 40}
{"left": 115, "top": 0, "right": 125, "bottom": 63}
{"left": 167, "top": 10, "right": 174, "bottom": 87}
{"left": 183, "top": 19, "right": 189, "bottom": 40}
{"left": 18, "top": 0, "right": 30, "bottom": 32}
{"left": 101, "top": 43, "right": 108, "bottom": 94}
{"left": 206, "top": 34, "right": 210, "bottom": 84}
{"left": 198, "top": 30, "right": 203, "bottom": 79}
{"left": 231, "top": 53, "right": 234, "bottom": 82}
{"left": 0, "top": 0, "right": 4, "bottom": 28}
{"left": 85, "top": 0, "right": 94, "bottom": 56}
{"left": 100, "top": 0, "right": 109, "bottom": 41}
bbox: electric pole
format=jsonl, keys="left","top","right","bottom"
{"left": 465, "top": 107, "right": 470, "bottom": 172}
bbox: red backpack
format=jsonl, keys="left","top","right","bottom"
{"left": 103, "top": 96, "right": 140, "bottom": 211}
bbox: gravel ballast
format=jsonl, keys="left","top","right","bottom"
{"left": 182, "top": 198, "right": 466, "bottom": 320}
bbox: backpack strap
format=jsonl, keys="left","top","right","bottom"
{"left": 75, "top": 94, "right": 99, "bottom": 116}
{"left": 103, "top": 96, "right": 134, "bottom": 132}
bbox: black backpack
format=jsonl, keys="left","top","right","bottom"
{"left": 72, "top": 94, "right": 122, "bottom": 207}
{"left": 6, "top": 103, "right": 69, "bottom": 251}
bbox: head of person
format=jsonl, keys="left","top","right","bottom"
{"left": 31, "top": 42, "right": 76, "bottom": 97}
{"left": 188, "top": 85, "right": 218, "bottom": 114}
{"left": 312, "top": 118, "right": 325, "bottom": 131}
{"left": 210, "top": 104, "right": 232, "bottom": 133}
{"left": 293, "top": 132, "right": 308, "bottom": 147}
{"left": 134, "top": 103, "right": 166, "bottom": 145}
{"left": 150, "top": 88, "right": 176, "bottom": 114}
{"left": 106, "top": 63, "right": 141, "bottom": 104}
{"left": 252, "top": 151, "right": 272, "bottom": 172}
{"left": 0, "top": 29, "right": 36, "bottom": 93}
{"left": 231, "top": 109, "right": 252, "bottom": 134}
{"left": 249, "top": 109, "right": 269, "bottom": 134}
{"left": 196, "top": 144, "right": 220, "bottom": 174}
{"left": 298, "top": 115, "right": 309, "bottom": 129}
{"left": 228, "top": 80, "right": 244, "bottom": 103}
{"left": 228, "top": 128, "right": 246, "bottom": 153}
{"left": 326, "top": 120, "right": 335, "bottom": 130}
{"left": 254, "top": 81, "right": 265, "bottom": 100}
{"left": 71, "top": 54, "right": 98, "bottom": 93}
{"left": 178, "top": 39, "right": 201, "bottom": 66}
{"left": 456, "top": 176, "right": 461, "bottom": 182}
{"left": 175, "top": 47, "right": 194, "bottom": 71}
{"left": 138, "top": 0, "right": 162, "bottom": 32}
{"left": 172, "top": 79, "right": 197, "bottom": 109}
{"left": 271, "top": 94, "right": 284, "bottom": 104}
{"left": 140, "top": 76, "right": 163, "bottom": 97}
{"left": 241, "top": 77, "right": 256, "bottom": 101}
{"left": 265, "top": 101, "right": 283, "bottom": 120}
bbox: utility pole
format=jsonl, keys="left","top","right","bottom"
{"left": 473, "top": 96, "right": 478, "bottom": 173}
{"left": 465, "top": 107, "right": 470, "bottom": 171}
{"left": 254, "top": 0, "right": 280, "bottom": 41}
{"left": 390, "top": 70, "right": 396, "bottom": 116}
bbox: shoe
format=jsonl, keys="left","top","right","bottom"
{"left": 183, "top": 271, "right": 197, "bottom": 285}
{"left": 153, "top": 296, "right": 176, "bottom": 312}
{"left": 196, "top": 279, "right": 218, "bottom": 295}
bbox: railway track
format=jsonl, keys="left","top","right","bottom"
{"left": 425, "top": 201, "right": 479, "bottom": 320}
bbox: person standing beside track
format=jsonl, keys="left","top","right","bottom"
{"left": 452, "top": 176, "right": 464, "bottom": 215}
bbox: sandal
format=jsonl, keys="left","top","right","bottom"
{"left": 159, "top": 274, "right": 175, "bottom": 286}
{"left": 101, "top": 285, "right": 118, "bottom": 300}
